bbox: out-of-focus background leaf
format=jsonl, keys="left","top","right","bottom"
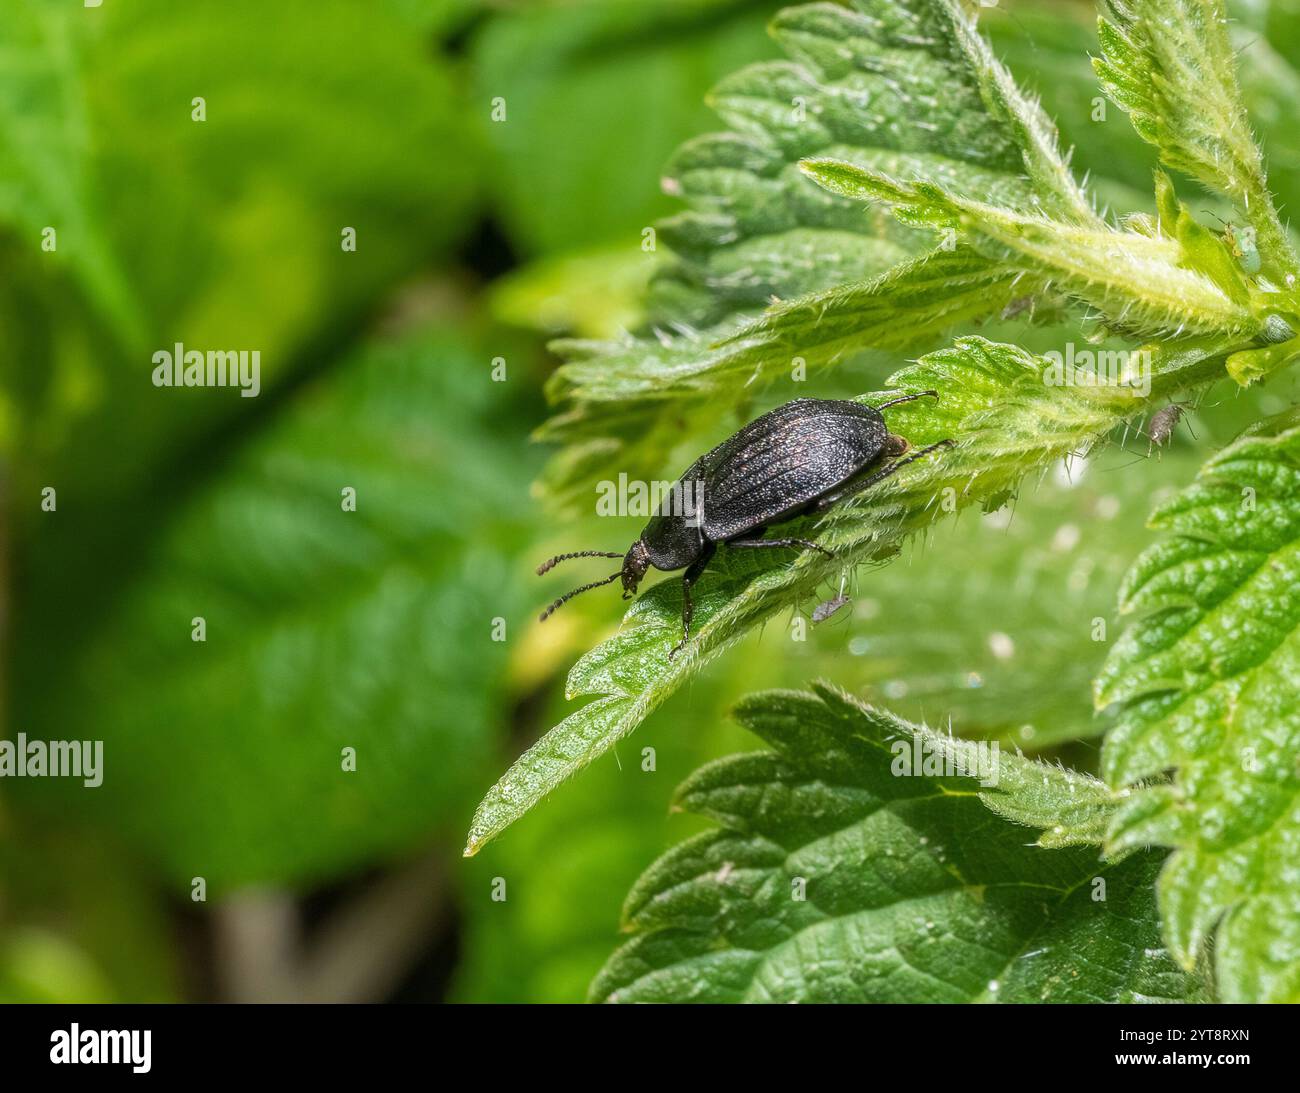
{"left": 472, "top": 0, "right": 783, "bottom": 258}
{"left": 13, "top": 324, "right": 536, "bottom": 891}
{"left": 1, "top": 0, "right": 1298, "bottom": 1003}
{"left": 1, "top": 0, "right": 480, "bottom": 493}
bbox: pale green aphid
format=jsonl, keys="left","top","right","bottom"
{"left": 1223, "top": 222, "right": 1262, "bottom": 274}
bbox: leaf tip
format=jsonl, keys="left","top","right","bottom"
{"left": 796, "top": 155, "right": 838, "bottom": 180}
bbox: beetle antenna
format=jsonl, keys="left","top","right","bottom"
{"left": 536, "top": 550, "right": 623, "bottom": 576}
{"left": 539, "top": 571, "right": 623, "bottom": 621}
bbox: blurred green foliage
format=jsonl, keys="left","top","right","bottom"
{"left": 1, "top": 0, "right": 481, "bottom": 497}
{"left": 15, "top": 327, "right": 535, "bottom": 890}
{"left": 474, "top": 0, "right": 783, "bottom": 257}
{"left": 0, "top": 0, "right": 793, "bottom": 1003}
{"left": 1, "top": 0, "right": 1297, "bottom": 1003}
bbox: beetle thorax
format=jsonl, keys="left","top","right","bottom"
{"left": 622, "top": 540, "right": 651, "bottom": 594}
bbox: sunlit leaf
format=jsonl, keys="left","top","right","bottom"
{"left": 468, "top": 335, "right": 1238, "bottom": 854}
{"left": 593, "top": 684, "right": 1202, "bottom": 1003}
{"left": 1098, "top": 417, "right": 1300, "bottom": 1002}
{"left": 538, "top": 0, "right": 1084, "bottom": 507}
{"left": 1094, "top": 0, "right": 1299, "bottom": 279}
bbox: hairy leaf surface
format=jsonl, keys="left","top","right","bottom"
{"left": 1095, "top": 0, "right": 1299, "bottom": 279}
{"left": 468, "top": 336, "right": 1234, "bottom": 853}
{"left": 1098, "top": 418, "right": 1300, "bottom": 1002}
{"left": 593, "top": 685, "right": 1201, "bottom": 1003}
{"left": 540, "top": 0, "right": 1086, "bottom": 508}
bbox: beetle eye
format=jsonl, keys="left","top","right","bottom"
{"left": 886, "top": 434, "right": 910, "bottom": 457}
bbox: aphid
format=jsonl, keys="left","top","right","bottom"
{"left": 538, "top": 394, "right": 953, "bottom": 657}
{"left": 1224, "top": 223, "right": 1261, "bottom": 274}
{"left": 812, "top": 576, "right": 851, "bottom": 624}
{"left": 1147, "top": 402, "right": 1189, "bottom": 447}
{"left": 1000, "top": 295, "right": 1035, "bottom": 321}
{"left": 1109, "top": 399, "right": 1200, "bottom": 471}
{"left": 1208, "top": 213, "right": 1262, "bottom": 275}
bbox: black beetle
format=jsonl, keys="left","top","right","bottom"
{"left": 538, "top": 393, "right": 952, "bottom": 656}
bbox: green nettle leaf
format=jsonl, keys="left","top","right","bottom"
{"left": 468, "top": 336, "right": 1236, "bottom": 854}
{"left": 592, "top": 684, "right": 1203, "bottom": 1003}
{"left": 474, "top": 0, "right": 1300, "bottom": 904}
{"left": 795, "top": 444, "right": 1207, "bottom": 748}
{"left": 1097, "top": 420, "right": 1300, "bottom": 1003}
{"left": 801, "top": 156, "right": 1266, "bottom": 339}
{"left": 1094, "top": 0, "right": 1300, "bottom": 282}
{"left": 540, "top": 0, "right": 1084, "bottom": 507}
{"left": 536, "top": 0, "right": 1300, "bottom": 509}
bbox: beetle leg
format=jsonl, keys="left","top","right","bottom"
{"left": 668, "top": 543, "right": 715, "bottom": 660}
{"left": 813, "top": 439, "right": 954, "bottom": 511}
{"left": 727, "top": 536, "right": 833, "bottom": 558}
{"left": 873, "top": 389, "right": 939, "bottom": 411}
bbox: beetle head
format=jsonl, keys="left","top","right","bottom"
{"left": 884, "top": 433, "right": 910, "bottom": 458}
{"left": 621, "top": 540, "right": 651, "bottom": 597}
